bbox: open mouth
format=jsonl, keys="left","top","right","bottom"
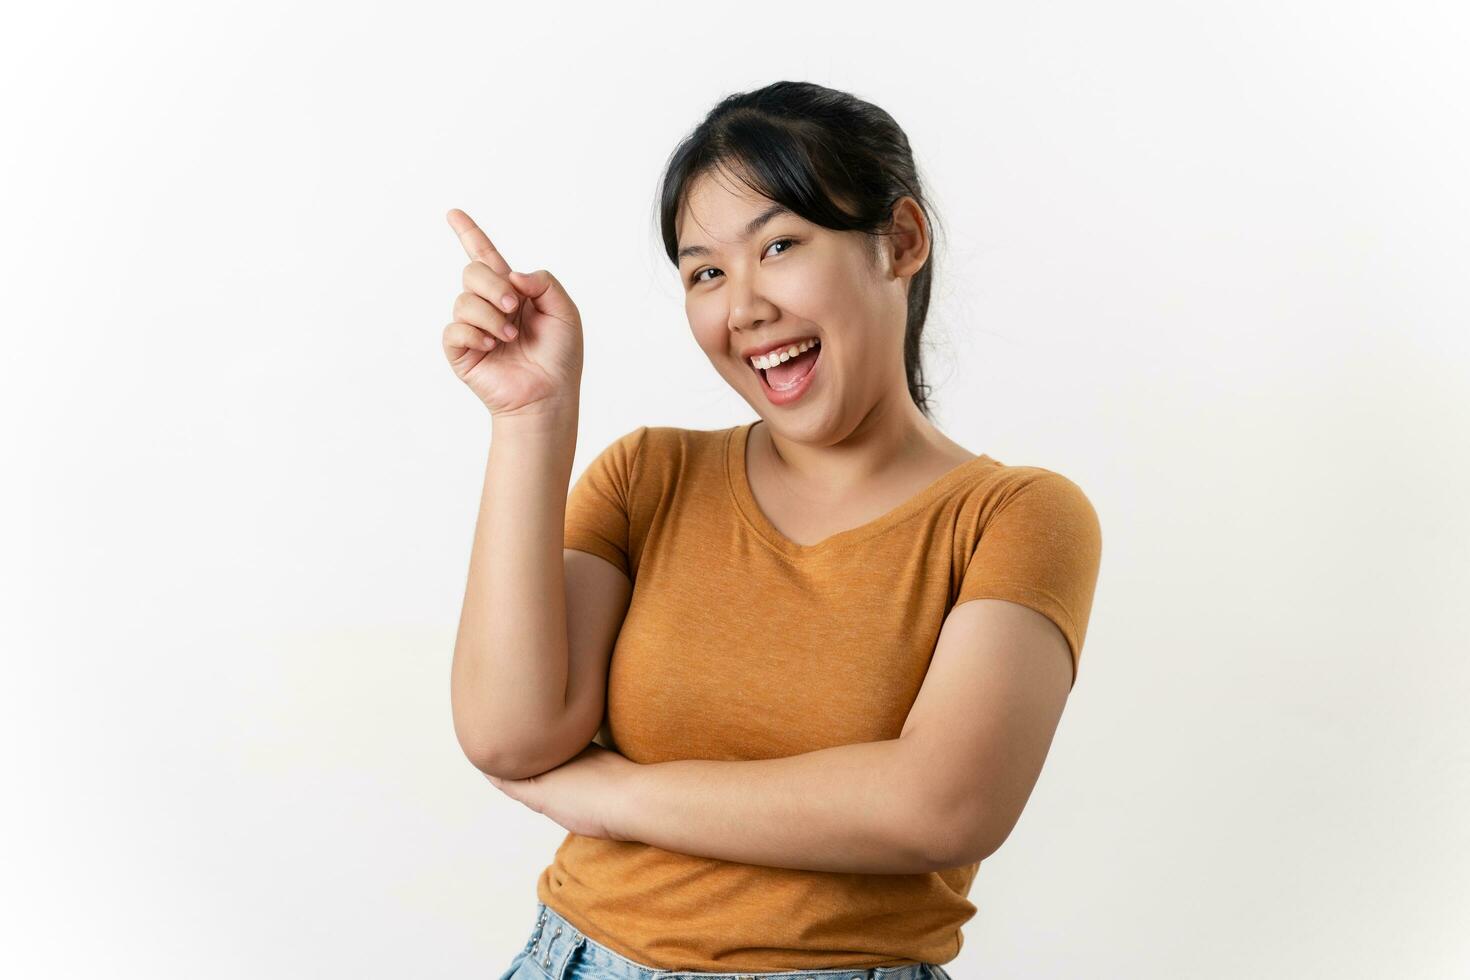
{"left": 749, "top": 340, "right": 822, "bottom": 392}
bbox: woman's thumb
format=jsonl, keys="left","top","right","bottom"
{"left": 507, "top": 268, "right": 577, "bottom": 323}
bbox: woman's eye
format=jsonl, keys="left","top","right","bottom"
{"left": 767, "top": 237, "right": 795, "bottom": 257}
{"left": 689, "top": 238, "right": 797, "bottom": 285}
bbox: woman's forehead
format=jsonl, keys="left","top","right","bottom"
{"left": 678, "top": 174, "right": 772, "bottom": 230}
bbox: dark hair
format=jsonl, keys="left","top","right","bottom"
{"left": 655, "top": 80, "right": 945, "bottom": 420}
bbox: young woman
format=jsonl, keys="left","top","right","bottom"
{"left": 445, "top": 81, "right": 1102, "bottom": 980}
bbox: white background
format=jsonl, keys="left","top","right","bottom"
{"left": 4, "top": 1, "right": 1467, "bottom": 977}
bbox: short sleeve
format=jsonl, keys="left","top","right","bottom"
{"left": 955, "top": 471, "right": 1103, "bottom": 688}
{"left": 563, "top": 426, "right": 648, "bottom": 579}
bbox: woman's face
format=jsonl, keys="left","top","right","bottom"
{"left": 675, "top": 169, "right": 920, "bottom": 441}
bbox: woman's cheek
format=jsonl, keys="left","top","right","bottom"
{"left": 687, "top": 307, "right": 726, "bottom": 358}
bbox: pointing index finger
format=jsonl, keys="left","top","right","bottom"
{"left": 446, "top": 208, "right": 511, "bottom": 275}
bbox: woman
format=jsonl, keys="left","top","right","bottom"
{"left": 445, "top": 80, "right": 1102, "bottom": 980}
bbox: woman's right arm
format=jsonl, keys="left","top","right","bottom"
{"left": 441, "top": 209, "right": 627, "bottom": 780}
{"left": 452, "top": 407, "right": 577, "bottom": 777}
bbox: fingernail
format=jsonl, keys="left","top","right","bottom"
{"left": 504, "top": 325, "right": 517, "bottom": 339}
{"left": 500, "top": 294, "right": 518, "bottom": 312}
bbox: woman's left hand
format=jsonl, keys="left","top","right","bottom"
{"left": 484, "top": 742, "right": 640, "bottom": 842}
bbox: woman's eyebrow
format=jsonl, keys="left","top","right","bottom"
{"left": 677, "top": 204, "right": 794, "bottom": 260}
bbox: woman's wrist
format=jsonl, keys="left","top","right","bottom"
{"left": 491, "top": 393, "right": 580, "bottom": 432}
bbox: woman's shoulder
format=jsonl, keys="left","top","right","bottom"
{"left": 962, "top": 446, "right": 1089, "bottom": 495}
{"left": 948, "top": 450, "right": 1098, "bottom": 529}
{"left": 592, "top": 423, "right": 738, "bottom": 487}
{"left": 622, "top": 422, "right": 739, "bottom": 459}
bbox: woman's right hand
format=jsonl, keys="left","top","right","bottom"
{"left": 442, "top": 209, "right": 584, "bottom": 418}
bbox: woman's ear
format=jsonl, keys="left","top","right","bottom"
{"left": 887, "top": 196, "right": 931, "bottom": 278}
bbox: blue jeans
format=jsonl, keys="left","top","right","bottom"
{"left": 497, "top": 901, "right": 957, "bottom": 980}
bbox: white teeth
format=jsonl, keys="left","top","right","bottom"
{"left": 749, "top": 337, "right": 819, "bottom": 370}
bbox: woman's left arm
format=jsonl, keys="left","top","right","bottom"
{"left": 617, "top": 736, "right": 946, "bottom": 874}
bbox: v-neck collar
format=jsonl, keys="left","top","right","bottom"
{"left": 724, "top": 420, "right": 995, "bottom": 559}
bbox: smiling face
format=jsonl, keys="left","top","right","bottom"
{"left": 675, "top": 167, "right": 918, "bottom": 440}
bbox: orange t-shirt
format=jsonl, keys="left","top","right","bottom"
{"left": 535, "top": 420, "right": 1103, "bottom": 972}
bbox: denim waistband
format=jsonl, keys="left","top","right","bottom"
{"left": 511, "top": 900, "right": 954, "bottom": 980}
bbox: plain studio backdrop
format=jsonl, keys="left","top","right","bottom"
{"left": 3, "top": 1, "right": 1467, "bottom": 977}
